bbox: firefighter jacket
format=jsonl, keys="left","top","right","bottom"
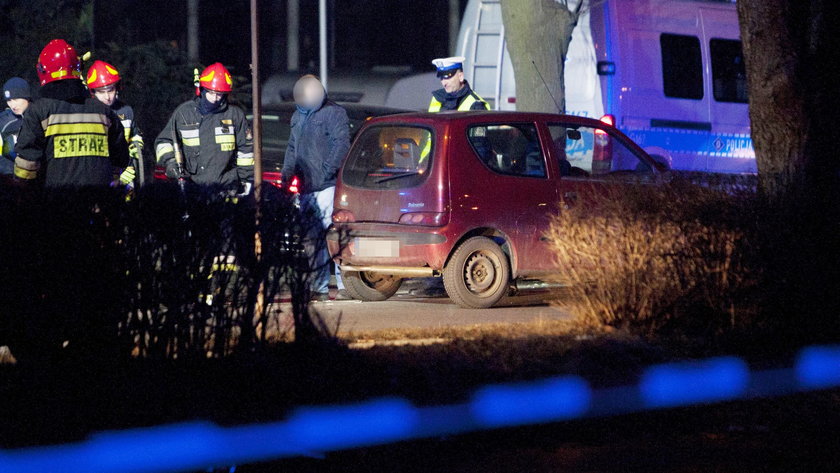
{"left": 14, "top": 80, "right": 130, "bottom": 187}
{"left": 112, "top": 101, "right": 144, "bottom": 184}
{"left": 154, "top": 97, "right": 253, "bottom": 187}
{"left": 428, "top": 81, "right": 490, "bottom": 112}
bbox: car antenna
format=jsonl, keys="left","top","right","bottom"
{"left": 531, "top": 59, "right": 563, "bottom": 114}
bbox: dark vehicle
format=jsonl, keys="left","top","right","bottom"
{"left": 154, "top": 103, "right": 410, "bottom": 188}
{"left": 328, "top": 111, "right": 667, "bottom": 309}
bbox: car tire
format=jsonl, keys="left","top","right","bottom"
{"left": 343, "top": 270, "right": 403, "bottom": 301}
{"left": 443, "top": 236, "right": 510, "bottom": 309}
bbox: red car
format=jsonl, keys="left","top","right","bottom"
{"left": 328, "top": 111, "right": 666, "bottom": 308}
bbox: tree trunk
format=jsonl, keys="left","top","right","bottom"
{"left": 737, "top": 0, "right": 839, "bottom": 202}
{"left": 500, "top": 0, "right": 581, "bottom": 113}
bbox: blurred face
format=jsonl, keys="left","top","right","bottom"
{"left": 93, "top": 85, "right": 117, "bottom": 106}
{"left": 438, "top": 69, "right": 465, "bottom": 94}
{"left": 293, "top": 75, "right": 325, "bottom": 110}
{"left": 7, "top": 98, "right": 29, "bottom": 116}
{"left": 205, "top": 89, "right": 226, "bottom": 104}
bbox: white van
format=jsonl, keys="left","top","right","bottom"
{"left": 457, "top": 0, "right": 755, "bottom": 173}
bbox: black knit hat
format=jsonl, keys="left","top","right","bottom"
{"left": 3, "top": 77, "right": 32, "bottom": 101}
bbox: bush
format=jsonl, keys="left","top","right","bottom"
{"left": 545, "top": 176, "right": 763, "bottom": 337}
{"left": 0, "top": 183, "right": 334, "bottom": 364}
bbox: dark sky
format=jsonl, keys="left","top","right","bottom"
{"left": 95, "top": 0, "right": 465, "bottom": 77}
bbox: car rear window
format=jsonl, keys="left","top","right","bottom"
{"left": 342, "top": 125, "right": 433, "bottom": 190}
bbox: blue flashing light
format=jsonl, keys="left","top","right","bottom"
{"left": 470, "top": 376, "right": 591, "bottom": 428}
{"left": 795, "top": 345, "right": 840, "bottom": 389}
{"left": 640, "top": 357, "right": 749, "bottom": 408}
{"left": 284, "top": 398, "right": 420, "bottom": 451}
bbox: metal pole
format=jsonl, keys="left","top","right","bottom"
{"left": 287, "top": 0, "right": 299, "bottom": 71}
{"left": 251, "top": 0, "right": 265, "bottom": 333}
{"left": 449, "top": 0, "right": 460, "bottom": 55}
{"left": 187, "top": 0, "right": 200, "bottom": 62}
{"left": 319, "top": 0, "right": 328, "bottom": 90}
{"left": 251, "top": 0, "right": 262, "bottom": 194}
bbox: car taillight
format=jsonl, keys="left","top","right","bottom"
{"left": 593, "top": 114, "right": 614, "bottom": 173}
{"left": 332, "top": 209, "right": 355, "bottom": 223}
{"left": 287, "top": 176, "right": 300, "bottom": 194}
{"left": 398, "top": 212, "right": 448, "bottom": 226}
{"left": 596, "top": 114, "right": 615, "bottom": 135}
{"left": 263, "top": 171, "right": 283, "bottom": 189}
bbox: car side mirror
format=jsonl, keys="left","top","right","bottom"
{"left": 566, "top": 129, "right": 582, "bottom": 140}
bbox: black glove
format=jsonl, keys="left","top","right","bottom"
{"left": 165, "top": 160, "right": 182, "bottom": 179}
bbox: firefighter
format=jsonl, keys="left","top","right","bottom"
{"left": 428, "top": 56, "right": 490, "bottom": 112}
{"left": 1, "top": 78, "right": 32, "bottom": 176}
{"left": 13, "top": 39, "right": 129, "bottom": 186}
{"left": 154, "top": 62, "right": 253, "bottom": 189}
{"left": 86, "top": 60, "right": 145, "bottom": 187}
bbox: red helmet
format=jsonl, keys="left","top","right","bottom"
{"left": 198, "top": 63, "right": 233, "bottom": 93}
{"left": 86, "top": 60, "right": 121, "bottom": 90}
{"left": 36, "top": 39, "right": 82, "bottom": 86}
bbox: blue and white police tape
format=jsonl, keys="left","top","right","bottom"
{"left": 0, "top": 344, "right": 838, "bottom": 473}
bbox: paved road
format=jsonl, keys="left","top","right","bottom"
{"left": 301, "top": 286, "right": 571, "bottom": 334}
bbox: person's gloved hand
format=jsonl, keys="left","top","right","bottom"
{"left": 165, "top": 160, "right": 182, "bottom": 179}
{"left": 128, "top": 141, "right": 143, "bottom": 159}
{"left": 119, "top": 166, "right": 136, "bottom": 185}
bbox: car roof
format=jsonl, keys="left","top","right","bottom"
{"left": 363, "top": 110, "right": 610, "bottom": 126}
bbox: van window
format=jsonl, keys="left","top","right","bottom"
{"left": 342, "top": 125, "right": 433, "bottom": 190}
{"left": 548, "top": 124, "right": 659, "bottom": 177}
{"left": 710, "top": 39, "right": 748, "bottom": 103}
{"left": 660, "top": 34, "right": 703, "bottom": 100}
{"left": 467, "top": 124, "right": 546, "bottom": 178}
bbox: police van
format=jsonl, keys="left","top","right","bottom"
{"left": 457, "top": 0, "right": 754, "bottom": 173}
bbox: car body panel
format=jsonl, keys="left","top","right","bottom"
{"left": 330, "top": 111, "right": 661, "bottom": 279}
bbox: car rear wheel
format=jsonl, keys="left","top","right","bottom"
{"left": 343, "top": 270, "right": 403, "bottom": 301}
{"left": 443, "top": 236, "right": 510, "bottom": 309}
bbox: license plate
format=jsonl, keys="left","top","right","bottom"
{"left": 355, "top": 238, "right": 400, "bottom": 257}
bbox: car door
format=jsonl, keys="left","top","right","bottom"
{"left": 459, "top": 121, "right": 559, "bottom": 276}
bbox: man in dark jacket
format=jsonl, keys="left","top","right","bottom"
{"left": 14, "top": 39, "right": 129, "bottom": 187}
{"left": 282, "top": 75, "right": 350, "bottom": 300}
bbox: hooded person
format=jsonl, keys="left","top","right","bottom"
{"left": 1, "top": 77, "right": 33, "bottom": 175}
{"left": 153, "top": 62, "right": 253, "bottom": 188}
{"left": 281, "top": 74, "right": 351, "bottom": 301}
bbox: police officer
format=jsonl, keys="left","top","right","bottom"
{"left": 428, "top": 56, "right": 490, "bottom": 112}
{"left": 154, "top": 62, "right": 253, "bottom": 189}
{"left": 86, "top": 60, "right": 145, "bottom": 187}
{"left": 14, "top": 39, "right": 129, "bottom": 186}
{"left": 1, "top": 78, "right": 32, "bottom": 176}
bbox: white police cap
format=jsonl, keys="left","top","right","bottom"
{"left": 432, "top": 56, "right": 465, "bottom": 72}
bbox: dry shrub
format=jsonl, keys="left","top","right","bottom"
{"left": 546, "top": 176, "right": 761, "bottom": 336}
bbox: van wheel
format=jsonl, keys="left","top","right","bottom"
{"left": 443, "top": 237, "right": 510, "bottom": 309}
{"left": 343, "top": 271, "right": 403, "bottom": 301}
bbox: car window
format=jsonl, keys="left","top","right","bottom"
{"left": 342, "top": 125, "right": 433, "bottom": 190}
{"left": 710, "top": 38, "right": 748, "bottom": 103}
{"left": 547, "top": 124, "right": 657, "bottom": 177}
{"left": 467, "top": 123, "right": 547, "bottom": 178}
{"left": 660, "top": 33, "right": 704, "bottom": 100}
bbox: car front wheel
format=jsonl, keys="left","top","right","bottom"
{"left": 343, "top": 270, "right": 403, "bottom": 301}
{"left": 443, "top": 236, "right": 510, "bottom": 309}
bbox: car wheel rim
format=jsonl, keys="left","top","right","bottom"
{"left": 464, "top": 251, "right": 500, "bottom": 295}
